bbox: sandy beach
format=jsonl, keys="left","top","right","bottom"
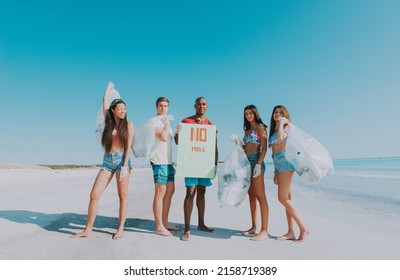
{"left": 0, "top": 165, "right": 399, "bottom": 260}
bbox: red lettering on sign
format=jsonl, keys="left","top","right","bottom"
{"left": 190, "top": 128, "right": 207, "bottom": 142}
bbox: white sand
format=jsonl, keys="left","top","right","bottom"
{"left": 0, "top": 166, "right": 399, "bottom": 260}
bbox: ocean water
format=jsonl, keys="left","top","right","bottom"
{"left": 270, "top": 158, "right": 400, "bottom": 232}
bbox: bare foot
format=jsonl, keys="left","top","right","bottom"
{"left": 241, "top": 227, "right": 256, "bottom": 236}
{"left": 156, "top": 229, "right": 173, "bottom": 237}
{"left": 250, "top": 230, "right": 269, "bottom": 241}
{"left": 277, "top": 231, "right": 296, "bottom": 241}
{"left": 70, "top": 230, "right": 92, "bottom": 238}
{"left": 197, "top": 225, "right": 214, "bottom": 232}
{"left": 295, "top": 229, "right": 310, "bottom": 243}
{"left": 113, "top": 230, "right": 124, "bottom": 240}
{"left": 164, "top": 223, "right": 181, "bottom": 231}
{"left": 180, "top": 231, "right": 190, "bottom": 241}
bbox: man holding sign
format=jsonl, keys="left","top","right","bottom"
{"left": 174, "top": 97, "right": 218, "bottom": 241}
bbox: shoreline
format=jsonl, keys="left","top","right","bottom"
{"left": 1, "top": 156, "right": 399, "bottom": 169}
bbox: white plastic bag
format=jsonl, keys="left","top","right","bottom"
{"left": 95, "top": 88, "right": 121, "bottom": 142}
{"left": 132, "top": 115, "right": 174, "bottom": 159}
{"left": 285, "top": 123, "right": 334, "bottom": 184}
{"left": 218, "top": 135, "right": 251, "bottom": 207}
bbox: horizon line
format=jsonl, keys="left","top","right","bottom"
{"left": 2, "top": 156, "right": 400, "bottom": 169}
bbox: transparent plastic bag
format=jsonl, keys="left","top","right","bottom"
{"left": 285, "top": 123, "right": 334, "bottom": 184}
{"left": 95, "top": 88, "right": 121, "bottom": 142}
{"left": 132, "top": 115, "right": 174, "bottom": 159}
{"left": 218, "top": 135, "right": 251, "bottom": 207}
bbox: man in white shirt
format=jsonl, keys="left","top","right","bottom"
{"left": 150, "top": 97, "right": 179, "bottom": 236}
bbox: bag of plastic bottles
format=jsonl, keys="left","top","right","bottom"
{"left": 218, "top": 136, "right": 251, "bottom": 207}
{"left": 285, "top": 123, "right": 334, "bottom": 184}
{"left": 132, "top": 115, "right": 174, "bottom": 159}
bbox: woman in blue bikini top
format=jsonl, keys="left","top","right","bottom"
{"left": 268, "top": 105, "right": 310, "bottom": 243}
{"left": 243, "top": 126, "right": 261, "bottom": 144}
{"left": 268, "top": 127, "right": 289, "bottom": 146}
{"left": 239, "top": 104, "right": 269, "bottom": 241}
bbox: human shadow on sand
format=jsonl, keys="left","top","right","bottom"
{"left": 0, "top": 210, "right": 156, "bottom": 237}
{"left": 182, "top": 226, "right": 280, "bottom": 240}
{"left": 0, "top": 210, "right": 247, "bottom": 240}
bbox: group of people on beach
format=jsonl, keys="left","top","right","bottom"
{"left": 71, "top": 82, "right": 310, "bottom": 243}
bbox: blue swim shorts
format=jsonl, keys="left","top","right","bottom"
{"left": 101, "top": 151, "right": 131, "bottom": 173}
{"left": 272, "top": 150, "right": 295, "bottom": 174}
{"left": 184, "top": 177, "right": 212, "bottom": 187}
{"left": 246, "top": 152, "right": 266, "bottom": 175}
{"left": 151, "top": 164, "right": 175, "bottom": 184}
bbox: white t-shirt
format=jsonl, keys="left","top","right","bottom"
{"left": 150, "top": 117, "right": 173, "bottom": 165}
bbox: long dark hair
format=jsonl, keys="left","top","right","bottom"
{"left": 243, "top": 104, "right": 266, "bottom": 131}
{"left": 102, "top": 99, "right": 128, "bottom": 152}
{"left": 269, "top": 105, "right": 291, "bottom": 139}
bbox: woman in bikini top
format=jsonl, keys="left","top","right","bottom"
{"left": 268, "top": 105, "right": 310, "bottom": 243}
{"left": 239, "top": 105, "right": 269, "bottom": 241}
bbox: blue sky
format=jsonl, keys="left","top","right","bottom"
{"left": 1, "top": 0, "right": 399, "bottom": 165}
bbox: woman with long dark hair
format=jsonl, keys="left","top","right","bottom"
{"left": 269, "top": 105, "right": 309, "bottom": 242}
{"left": 239, "top": 105, "right": 269, "bottom": 241}
{"left": 72, "top": 82, "right": 134, "bottom": 240}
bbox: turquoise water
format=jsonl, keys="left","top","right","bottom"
{"left": 278, "top": 158, "right": 400, "bottom": 229}
{"left": 333, "top": 158, "right": 400, "bottom": 180}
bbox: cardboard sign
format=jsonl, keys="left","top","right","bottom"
{"left": 176, "top": 123, "right": 217, "bottom": 178}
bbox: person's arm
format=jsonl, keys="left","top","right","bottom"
{"left": 119, "top": 121, "right": 134, "bottom": 181}
{"left": 155, "top": 118, "right": 169, "bottom": 142}
{"left": 103, "top": 81, "right": 114, "bottom": 118}
{"left": 277, "top": 117, "right": 289, "bottom": 141}
{"left": 124, "top": 121, "right": 134, "bottom": 166}
{"left": 174, "top": 123, "right": 182, "bottom": 144}
{"left": 215, "top": 136, "right": 219, "bottom": 166}
{"left": 257, "top": 124, "right": 268, "bottom": 165}
{"left": 252, "top": 124, "right": 267, "bottom": 178}
{"left": 212, "top": 128, "right": 219, "bottom": 178}
{"left": 232, "top": 133, "right": 245, "bottom": 149}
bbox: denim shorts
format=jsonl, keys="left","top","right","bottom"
{"left": 272, "top": 150, "right": 295, "bottom": 174}
{"left": 151, "top": 164, "right": 175, "bottom": 184}
{"left": 246, "top": 152, "right": 266, "bottom": 175}
{"left": 101, "top": 151, "right": 131, "bottom": 173}
{"left": 184, "top": 177, "right": 212, "bottom": 187}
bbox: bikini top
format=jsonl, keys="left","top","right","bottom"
{"left": 269, "top": 127, "right": 289, "bottom": 145}
{"left": 243, "top": 125, "right": 261, "bottom": 144}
